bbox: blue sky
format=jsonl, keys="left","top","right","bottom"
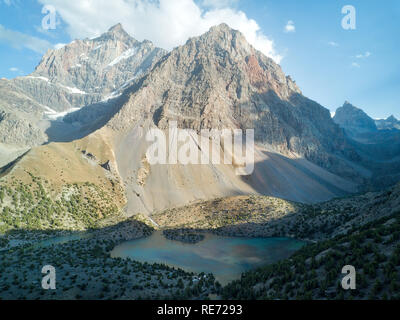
{"left": 0, "top": 0, "right": 399, "bottom": 119}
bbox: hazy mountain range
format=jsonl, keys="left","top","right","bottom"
{"left": 334, "top": 101, "right": 400, "bottom": 135}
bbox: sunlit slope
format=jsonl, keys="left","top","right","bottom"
{"left": 0, "top": 131, "right": 126, "bottom": 231}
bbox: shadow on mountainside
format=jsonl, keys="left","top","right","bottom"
{"left": 239, "top": 150, "right": 357, "bottom": 204}
{"left": 0, "top": 150, "right": 29, "bottom": 178}
{"left": 157, "top": 181, "right": 400, "bottom": 243}
{"left": 44, "top": 75, "right": 148, "bottom": 143}
{"left": 236, "top": 89, "right": 400, "bottom": 192}
{"left": 1, "top": 217, "right": 154, "bottom": 248}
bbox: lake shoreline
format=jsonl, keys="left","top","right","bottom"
{"left": 111, "top": 230, "right": 306, "bottom": 286}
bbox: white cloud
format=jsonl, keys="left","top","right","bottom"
{"left": 54, "top": 43, "right": 66, "bottom": 49}
{"left": 0, "top": 24, "right": 53, "bottom": 53}
{"left": 9, "top": 67, "right": 24, "bottom": 75}
{"left": 351, "top": 62, "right": 360, "bottom": 68}
{"left": 328, "top": 41, "right": 339, "bottom": 47}
{"left": 355, "top": 51, "right": 371, "bottom": 59}
{"left": 201, "top": 0, "right": 238, "bottom": 8}
{"left": 284, "top": 20, "right": 295, "bottom": 33}
{"left": 37, "top": 0, "right": 282, "bottom": 63}
{"left": 2, "top": 0, "right": 19, "bottom": 6}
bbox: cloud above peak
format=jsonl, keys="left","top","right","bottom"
{"left": 38, "top": 0, "right": 282, "bottom": 63}
{"left": 328, "top": 41, "right": 339, "bottom": 47}
{"left": 0, "top": 24, "right": 52, "bottom": 53}
{"left": 284, "top": 20, "right": 295, "bottom": 33}
{"left": 356, "top": 51, "right": 371, "bottom": 59}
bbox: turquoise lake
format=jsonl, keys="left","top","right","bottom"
{"left": 111, "top": 231, "right": 306, "bottom": 284}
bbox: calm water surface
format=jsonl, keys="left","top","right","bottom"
{"left": 111, "top": 231, "right": 305, "bottom": 284}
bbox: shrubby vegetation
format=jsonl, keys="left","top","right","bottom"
{"left": 1, "top": 173, "right": 398, "bottom": 300}
{"left": 222, "top": 212, "right": 400, "bottom": 300}
{"left": 0, "top": 173, "right": 120, "bottom": 233}
{"left": 0, "top": 219, "right": 220, "bottom": 300}
{"left": 163, "top": 229, "right": 205, "bottom": 244}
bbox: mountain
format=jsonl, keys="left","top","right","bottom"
{"left": 334, "top": 102, "right": 400, "bottom": 134}
{"left": 376, "top": 115, "right": 400, "bottom": 130}
{"left": 44, "top": 23, "right": 363, "bottom": 216}
{"left": 3, "top": 23, "right": 400, "bottom": 228}
{"left": 19, "top": 23, "right": 166, "bottom": 111}
{"left": 0, "top": 24, "right": 166, "bottom": 166}
{"left": 332, "top": 101, "right": 400, "bottom": 188}
{"left": 333, "top": 101, "right": 378, "bottom": 136}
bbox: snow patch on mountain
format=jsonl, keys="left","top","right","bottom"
{"left": 59, "top": 84, "right": 87, "bottom": 95}
{"left": 108, "top": 48, "right": 138, "bottom": 66}
{"left": 26, "top": 76, "right": 49, "bottom": 82}
{"left": 44, "top": 107, "right": 81, "bottom": 121}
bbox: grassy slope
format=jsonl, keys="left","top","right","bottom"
{"left": 0, "top": 130, "right": 127, "bottom": 234}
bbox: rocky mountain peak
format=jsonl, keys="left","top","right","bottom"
{"left": 206, "top": 23, "right": 242, "bottom": 40}
{"left": 375, "top": 114, "right": 400, "bottom": 130}
{"left": 387, "top": 115, "right": 398, "bottom": 122}
{"left": 9, "top": 23, "right": 166, "bottom": 113}
{"left": 106, "top": 23, "right": 305, "bottom": 132}
{"left": 195, "top": 23, "right": 251, "bottom": 56}
{"left": 108, "top": 23, "right": 124, "bottom": 34}
{"left": 339, "top": 101, "right": 362, "bottom": 112}
{"left": 342, "top": 101, "right": 356, "bottom": 109}
{"left": 333, "top": 101, "right": 377, "bottom": 135}
{"left": 0, "top": 22, "right": 167, "bottom": 159}
{"left": 98, "top": 23, "right": 133, "bottom": 42}
{"left": 209, "top": 22, "right": 231, "bottom": 32}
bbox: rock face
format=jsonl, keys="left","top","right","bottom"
{"left": 0, "top": 79, "right": 47, "bottom": 166}
{"left": 375, "top": 115, "right": 400, "bottom": 130}
{"left": 0, "top": 111, "right": 45, "bottom": 147}
{"left": 81, "top": 23, "right": 364, "bottom": 214}
{"left": 0, "top": 24, "right": 166, "bottom": 165}
{"left": 0, "top": 79, "right": 45, "bottom": 146}
{"left": 333, "top": 101, "right": 378, "bottom": 136}
{"left": 23, "top": 23, "right": 166, "bottom": 111}
{"left": 107, "top": 24, "right": 360, "bottom": 180}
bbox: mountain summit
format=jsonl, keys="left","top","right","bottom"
{"left": 376, "top": 114, "right": 400, "bottom": 130}
{"left": 107, "top": 23, "right": 129, "bottom": 36}
{"left": 30, "top": 23, "right": 165, "bottom": 101}
{"left": 333, "top": 101, "right": 378, "bottom": 135}
{"left": 0, "top": 24, "right": 166, "bottom": 166}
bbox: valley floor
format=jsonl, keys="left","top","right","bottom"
{"left": 0, "top": 219, "right": 219, "bottom": 300}
{"left": 1, "top": 181, "right": 399, "bottom": 300}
